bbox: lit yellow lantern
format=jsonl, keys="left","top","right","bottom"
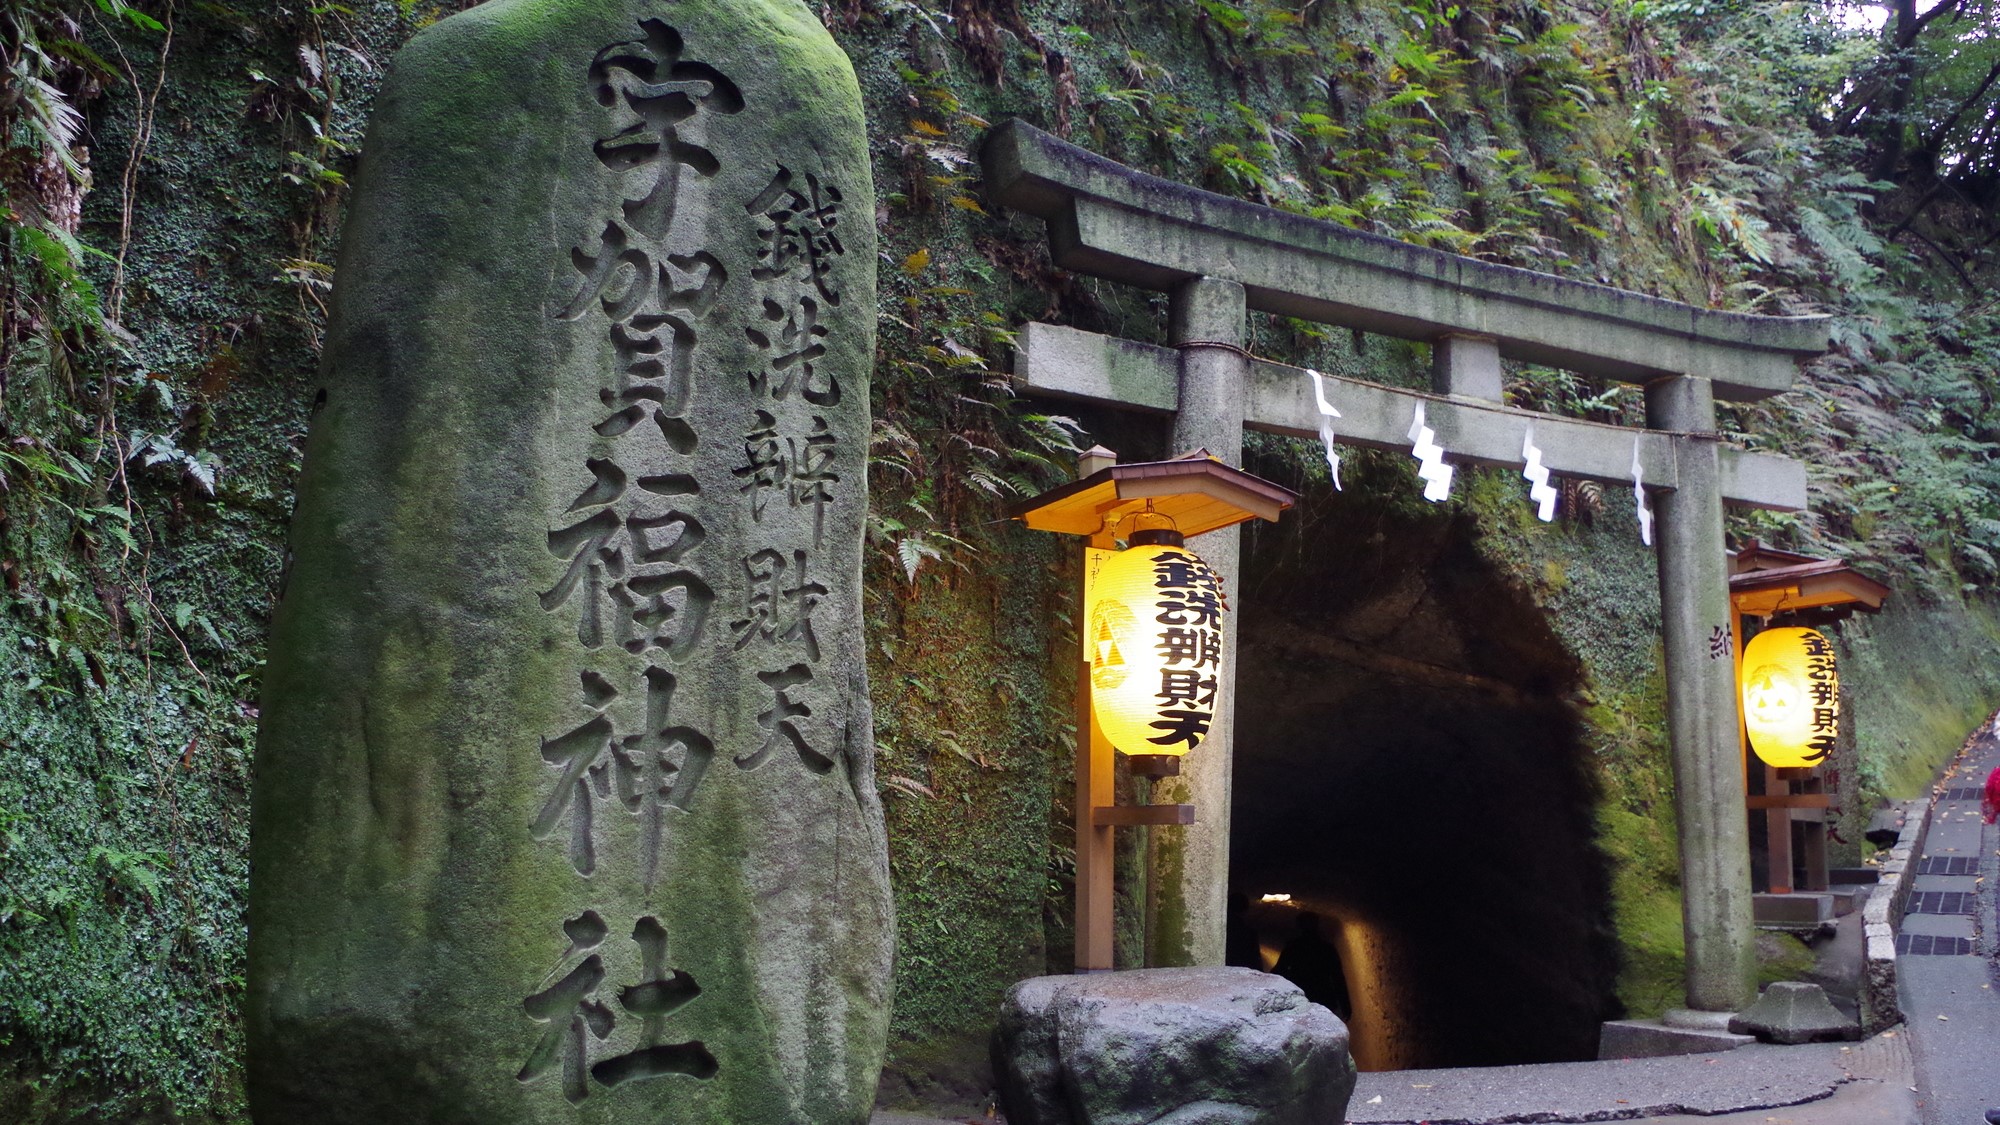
{"left": 1740, "top": 626, "right": 1839, "bottom": 768}
{"left": 1085, "top": 529, "right": 1226, "bottom": 764}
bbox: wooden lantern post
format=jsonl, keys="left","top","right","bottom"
{"left": 1012, "top": 448, "right": 1296, "bottom": 972}
{"left": 1729, "top": 541, "right": 1890, "bottom": 897}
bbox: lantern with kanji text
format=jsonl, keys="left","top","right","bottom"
{"left": 1085, "top": 529, "right": 1226, "bottom": 772}
{"left": 1010, "top": 448, "right": 1296, "bottom": 972}
{"left": 1740, "top": 626, "right": 1839, "bottom": 769}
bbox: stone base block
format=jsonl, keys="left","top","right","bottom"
{"left": 1597, "top": 1020, "right": 1753, "bottom": 1059}
{"left": 1729, "top": 981, "right": 1858, "bottom": 1044}
{"left": 1661, "top": 1008, "right": 1737, "bottom": 1031}
{"left": 1754, "top": 892, "right": 1835, "bottom": 924}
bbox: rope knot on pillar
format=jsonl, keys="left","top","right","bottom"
{"left": 1173, "top": 339, "right": 1253, "bottom": 359}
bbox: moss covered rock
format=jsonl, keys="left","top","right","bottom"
{"left": 246, "top": 1, "right": 892, "bottom": 1121}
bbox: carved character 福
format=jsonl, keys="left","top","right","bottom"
{"left": 543, "top": 463, "right": 714, "bottom": 656}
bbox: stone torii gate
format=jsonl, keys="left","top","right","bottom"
{"left": 982, "top": 121, "right": 1830, "bottom": 1013}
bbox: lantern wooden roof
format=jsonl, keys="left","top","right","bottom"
{"left": 1010, "top": 450, "right": 1298, "bottom": 539}
{"left": 1729, "top": 539, "right": 1889, "bottom": 622}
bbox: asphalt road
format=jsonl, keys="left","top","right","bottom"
{"left": 1899, "top": 723, "right": 2000, "bottom": 1125}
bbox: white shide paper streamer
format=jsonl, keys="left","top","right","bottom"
{"left": 1407, "top": 403, "right": 1454, "bottom": 502}
{"left": 1307, "top": 369, "right": 1344, "bottom": 491}
{"left": 1632, "top": 438, "right": 1655, "bottom": 546}
{"left": 1521, "top": 427, "right": 1557, "bottom": 522}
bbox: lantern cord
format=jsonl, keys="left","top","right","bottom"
{"left": 1407, "top": 403, "right": 1454, "bottom": 502}
{"left": 1174, "top": 339, "right": 1254, "bottom": 359}
{"left": 1306, "top": 369, "right": 1344, "bottom": 491}
{"left": 1126, "top": 503, "right": 1180, "bottom": 536}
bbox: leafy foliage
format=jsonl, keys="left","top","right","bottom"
{"left": 1647, "top": 0, "right": 2000, "bottom": 589}
{"left": 2, "top": 2, "right": 404, "bottom": 1120}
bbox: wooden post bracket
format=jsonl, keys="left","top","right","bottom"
{"left": 1093, "top": 805, "right": 1198, "bottom": 827}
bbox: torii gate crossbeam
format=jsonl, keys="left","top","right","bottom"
{"left": 1014, "top": 322, "right": 1807, "bottom": 509}
{"left": 983, "top": 120, "right": 1831, "bottom": 1016}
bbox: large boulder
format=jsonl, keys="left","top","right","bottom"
{"left": 246, "top": 1, "right": 892, "bottom": 1122}
{"left": 993, "top": 967, "right": 1356, "bottom": 1125}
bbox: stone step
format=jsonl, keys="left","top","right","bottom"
{"left": 1597, "top": 1019, "right": 1754, "bottom": 1060}
{"left": 1896, "top": 933, "right": 1974, "bottom": 956}
{"left": 1916, "top": 856, "right": 1978, "bottom": 876}
{"left": 1907, "top": 890, "right": 1976, "bottom": 916}
{"left": 1754, "top": 891, "right": 1834, "bottom": 925}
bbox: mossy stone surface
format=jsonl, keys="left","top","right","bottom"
{"left": 246, "top": 1, "right": 891, "bottom": 1121}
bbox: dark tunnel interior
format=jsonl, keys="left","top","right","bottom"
{"left": 1226, "top": 450, "right": 1624, "bottom": 1071}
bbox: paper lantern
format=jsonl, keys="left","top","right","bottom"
{"left": 1740, "top": 626, "right": 1839, "bottom": 768}
{"left": 1086, "top": 530, "right": 1226, "bottom": 761}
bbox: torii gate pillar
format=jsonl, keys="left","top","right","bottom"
{"left": 1150, "top": 277, "right": 1249, "bottom": 967}
{"left": 1648, "top": 375, "right": 1757, "bottom": 1010}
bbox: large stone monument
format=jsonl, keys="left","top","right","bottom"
{"left": 246, "top": 2, "right": 892, "bottom": 1121}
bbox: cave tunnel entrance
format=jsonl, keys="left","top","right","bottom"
{"left": 1227, "top": 454, "right": 1623, "bottom": 1071}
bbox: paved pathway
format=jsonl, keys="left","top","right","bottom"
{"left": 1345, "top": 1036, "right": 1910, "bottom": 1123}
{"left": 872, "top": 1034, "right": 1919, "bottom": 1124}
{"left": 1898, "top": 720, "right": 2000, "bottom": 1125}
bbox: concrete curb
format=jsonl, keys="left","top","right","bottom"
{"left": 1859, "top": 796, "right": 1930, "bottom": 1034}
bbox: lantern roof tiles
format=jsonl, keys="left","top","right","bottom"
{"left": 1730, "top": 539, "right": 1827, "bottom": 573}
{"left": 1010, "top": 452, "right": 1298, "bottom": 539}
{"left": 1728, "top": 540, "right": 1889, "bottom": 619}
